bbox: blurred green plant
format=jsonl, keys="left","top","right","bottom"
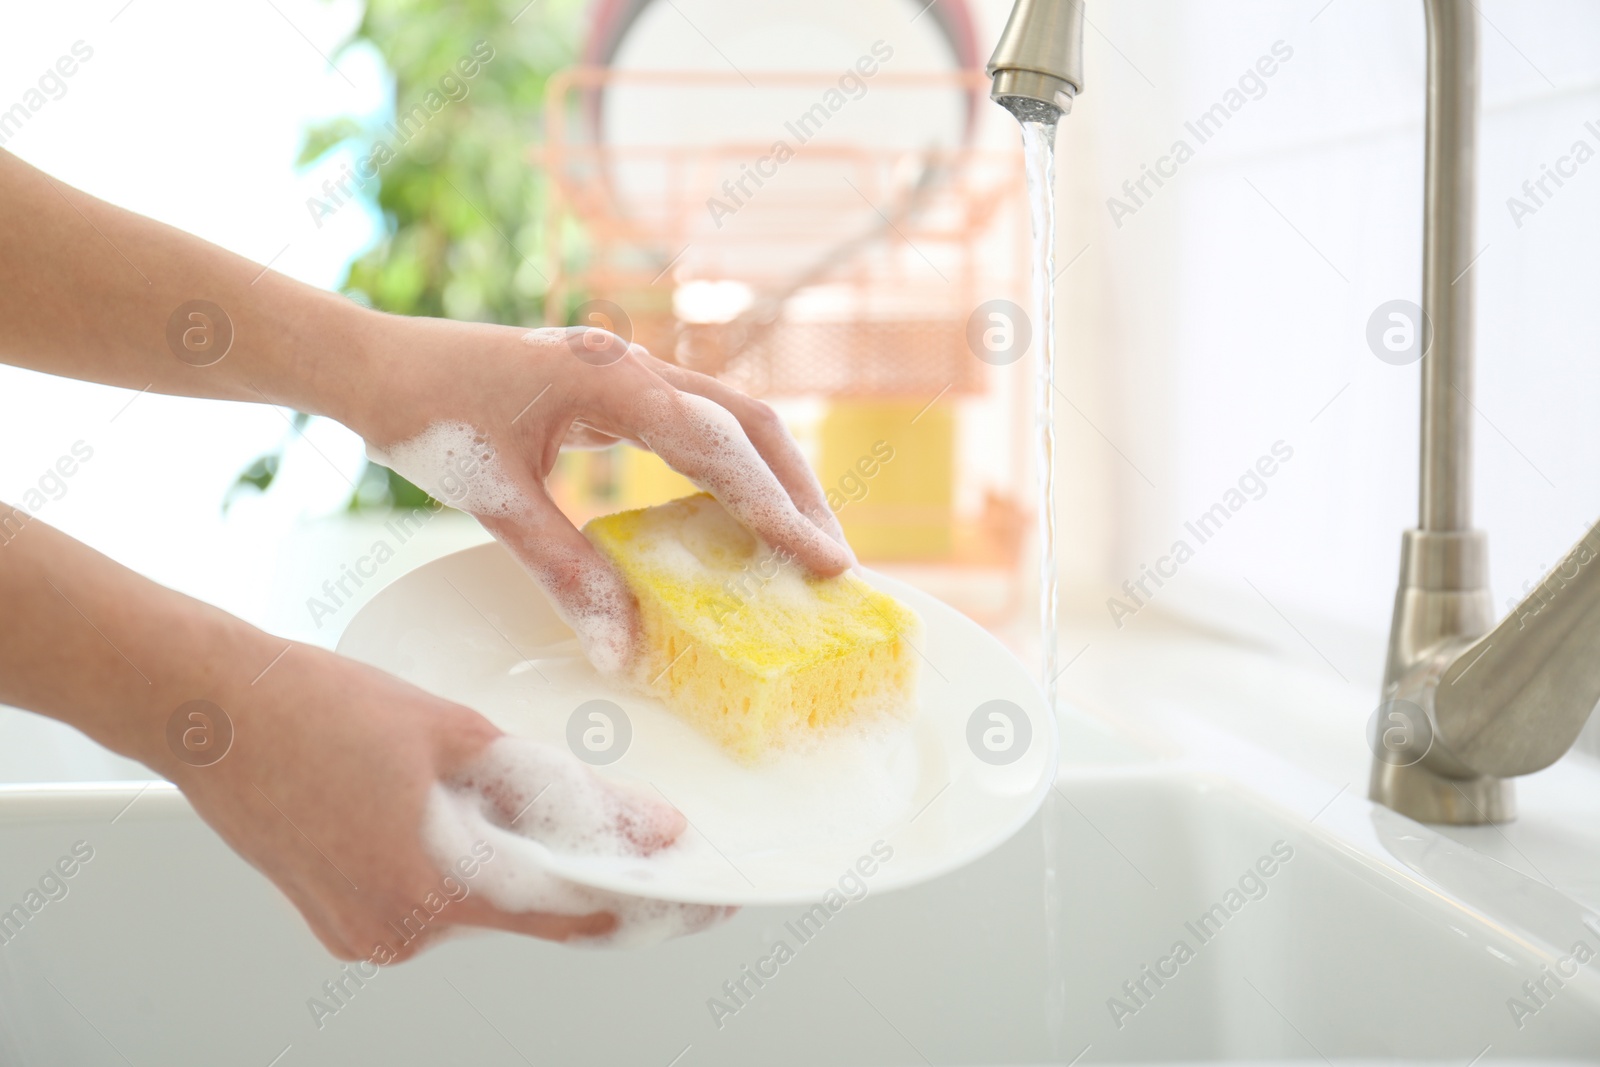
{"left": 229, "top": 0, "right": 587, "bottom": 513}
{"left": 327, "top": 0, "right": 586, "bottom": 323}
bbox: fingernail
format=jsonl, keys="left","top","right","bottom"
{"left": 803, "top": 505, "right": 856, "bottom": 567}
{"left": 823, "top": 528, "right": 857, "bottom": 570}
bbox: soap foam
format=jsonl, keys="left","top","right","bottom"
{"left": 560, "top": 554, "right": 642, "bottom": 685}
{"left": 368, "top": 421, "right": 528, "bottom": 519}
{"left": 498, "top": 534, "right": 644, "bottom": 687}
{"left": 372, "top": 421, "right": 642, "bottom": 681}
{"left": 637, "top": 392, "right": 853, "bottom": 572}
{"left": 424, "top": 736, "right": 731, "bottom": 948}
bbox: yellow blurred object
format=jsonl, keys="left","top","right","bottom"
{"left": 536, "top": 68, "right": 1036, "bottom": 623}
{"left": 819, "top": 400, "right": 954, "bottom": 560}
{"left": 550, "top": 447, "right": 698, "bottom": 521}
{"left": 617, "top": 447, "right": 698, "bottom": 510}
{"left": 584, "top": 493, "right": 920, "bottom": 762}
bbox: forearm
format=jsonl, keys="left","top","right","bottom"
{"left": 0, "top": 503, "right": 290, "bottom": 777}
{"left": 0, "top": 148, "right": 376, "bottom": 423}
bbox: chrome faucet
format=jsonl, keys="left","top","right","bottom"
{"left": 986, "top": 0, "right": 1085, "bottom": 120}
{"left": 983, "top": 0, "right": 1598, "bottom": 826}
{"left": 1368, "top": 0, "right": 1597, "bottom": 825}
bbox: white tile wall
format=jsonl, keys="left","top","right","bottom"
{"left": 1054, "top": 1, "right": 1600, "bottom": 753}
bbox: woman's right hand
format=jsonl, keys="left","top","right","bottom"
{"left": 161, "top": 641, "right": 727, "bottom": 963}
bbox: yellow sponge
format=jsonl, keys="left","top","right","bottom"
{"left": 583, "top": 494, "right": 920, "bottom": 761}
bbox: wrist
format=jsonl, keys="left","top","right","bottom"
{"left": 294, "top": 298, "right": 400, "bottom": 440}
{"left": 320, "top": 306, "right": 424, "bottom": 446}
{"left": 232, "top": 278, "right": 400, "bottom": 441}
{"left": 97, "top": 614, "right": 297, "bottom": 780}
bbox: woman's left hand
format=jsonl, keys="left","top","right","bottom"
{"left": 339, "top": 314, "right": 853, "bottom": 676}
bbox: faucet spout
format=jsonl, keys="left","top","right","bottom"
{"left": 987, "top": 0, "right": 1086, "bottom": 117}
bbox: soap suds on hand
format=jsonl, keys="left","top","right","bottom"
{"left": 368, "top": 421, "right": 527, "bottom": 519}
{"left": 425, "top": 736, "right": 731, "bottom": 948}
{"left": 636, "top": 392, "right": 855, "bottom": 574}
{"left": 491, "top": 532, "right": 644, "bottom": 686}
{"left": 369, "top": 421, "right": 648, "bottom": 682}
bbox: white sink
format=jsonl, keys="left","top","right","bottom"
{"left": 3, "top": 715, "right": 1599, "bottom": 1064}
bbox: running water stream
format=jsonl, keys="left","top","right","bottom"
{"left": 1004, "top": 101, "right": 1061, "bottom": 710}
{"left": 1000, "top": 95, "right": 1068, "bottom": 1056}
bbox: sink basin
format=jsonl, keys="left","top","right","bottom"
{"left": 3, "top": 743, "right": 1598, "bottom": 1064}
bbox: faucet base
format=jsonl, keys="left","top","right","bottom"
{"left": 1370, "top": 528, "right": 1507, "bottom": 823}
{"left": 1369, "top": 759, "right": 1515, "bottom": 824}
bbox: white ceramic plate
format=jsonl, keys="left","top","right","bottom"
{"left": 337, "top": 543, "right": 1056, "bottom": 905}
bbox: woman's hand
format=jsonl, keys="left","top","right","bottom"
{"left": 0, "top": 517, "right": 729, "bottom": 962}
{"left": 339, "top": 315, "right": 854, "bottom": 675}
{"left": 0, "top": 150, "right": 851, "bottom": 677}
{"left": 162, "top": 641, "right": 726, "bottom": 961}
{"left": 0, "top": 154, "right": 774, "bottom": 963}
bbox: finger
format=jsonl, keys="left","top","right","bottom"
{"left": 456, "top": 900, "right": 618, "bottom": 943}
{"left": 630, "top": 388, "right": 854, "bottom": 577}
{"left": 528, "top": 339, "right": 849, "bottom": 572}
{"left": 457, "top": 895, "right": 733, "bottom": 947}
{"left": 449, "top": 737, "right": 687, "bottom": 857}
{"left": 477, "top": 480, "right": 639, "bottom": 678}
{"left": 642, "top": 355, "right": 850, "bottom": 549}
{"left": 598, "top": 778, "right": 686, "bottom": 855}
